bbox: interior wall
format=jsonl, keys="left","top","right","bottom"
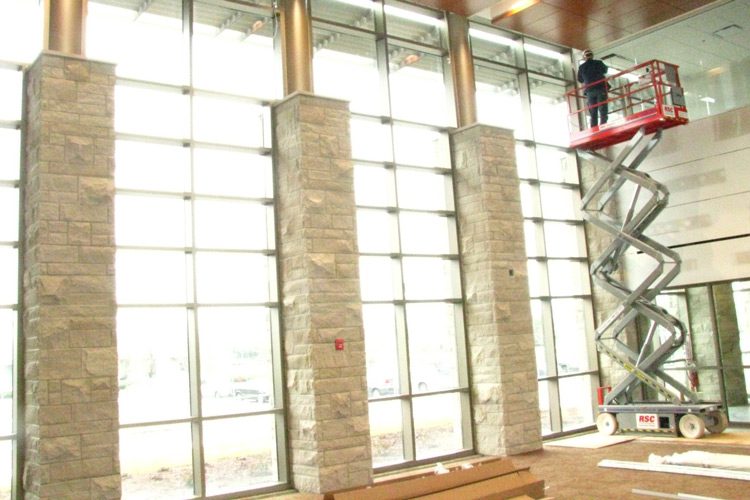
{"left": 621, "top": 104, "right": 750, "bottom": 288}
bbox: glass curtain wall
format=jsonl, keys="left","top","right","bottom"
{"left": 652, "top": 280, "right": 750, "bottom": 425}
{"left": 470, "top": 23, "right": 598, "bottom": 436}
{"left": 311, "top": 0, "right": 472, "bottom": 468}
{"left": 87, "top": 1, "right": 285, "bottom": 498}
{"left": 0, "top": 2, "right": 42, "bottom": 498}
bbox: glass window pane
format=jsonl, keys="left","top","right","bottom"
{"left": 204, "top": 415, "right": 278, "bottom": 495}
{"left": 469, "top": 26, "right": 520, "bottom": 66}
{"left": 540, "top": 184, "right": 581, "bottom": 220}
{"left": 384, "top": 3, "right": 443, "bottom": 47}
{"left": 198, "top": 306, "right": 274, "bottom": 416}
{"left": 548, "top": 260, "right": 589, "bottom": 296}
{"left": 354, "top": 165, "right": 394, "bottom": 207}
{"left": 413, "top": 393, "right": 464, "bottom": 459}
{"left": 115, "top": 194, "right": 187, "bottom": 248}
{"left": 356, "top": 209, "right": 396, "bottom": 254}
{"left": 388, "top": 48, "right": 449, "bottom": 126}
{"left": 538, "top": 380, "right": 552, "bottom": 434}
{"left": 0, "top": 440, "right": 10, "bottom": 500}
{"left": 406, "top": 303, "right": 458, "bottom": 393}
{"left": 552, "top": 298, "right": 591, "bottom": 374}
{"left": 559, "top": 375, "right": 595, "bottom": 431}
{"left": 529, "top": 77, "right": 569, "bottom": 147}
{"left": 0, "top": 188, "right": 18, "bottom": 242}
{"left": 312, "top": 0, "right": 376, "bottom": 31}
{"left": 526, "top": 260, "right": 548, "bottom": 298}
{"left": 524, "top": 220, "right": 545, "bottom": 258}
{"left": 369, "top": 399, "right": 404, "bottom": 467}
{"left": 515, "top": 143, "right": 537, "bottom": 180}
{"left": 475, "top": 66, "right": 523, "bottom": 132}
{"left": 399, "top": 212, "right": 451, "bottom": 255}
{"left": 0, "top": 70, "right": 22, "bottom": 122}
{"left": 396, "top": 169, "right": 451, "bottom": 211}
{"left": 88, "top": 1, "right": 188, "bottom": 85}
{"left": 363, "top": 304, "right": 400, "bottom": 397}
{"left": 530, "top": 300, "right": 547, "bottom": 378}
{"left": 392, "top": 125, "right": 449, "bottom": 168}
{"left": 115, "top": 85, "right": 190, "bottom": 139}
{"left": 195, "top": 252, "right": 271, "bottom": 304}
{"left": 359, "top": 256, "right": 398, "bottom": 302}
{"left": 313, "top": 28, "right": 382, "bottom": 115}
{"left": 0, "top": 310, "right": 14, "bottom": 436}
{"left": 116, "top": 250, "right": 188, "bottom": 305}
{"left": 543, "top": 222, "right": 583, "bottom": 258}
{"left": 0, "top": 248, "right": 18, "bottom": 306}
{"left": 115, "top": 140, "right": 190, "bottom": 193}
{"left": 117, "top": 308, "right": 190, "bottom": 424}
{"left": 194, "top": 200, "right": 271, "bottom": 250}
{"left": 402, "top": 257, "right": 458, "bottom": 300}
{"left": 192, "top": 96, "right": 268, "bottom": 148}
{"left": 0, "top": 129, "right": 20, "bottom": 181}
{"left": 536, "top": 147, "right": 578, "bottom": 184}
{"left": 519, "top": 182, "right": 541, "bottom": 218}
{"left": 524, "top": 42, "right": 567, "bottom": 78}
{"left": 0, "top": 0, "right": 42, "bottom": 63}
{"left": 120, "top": 424, "right": 194, "bottom": 500}
{"left": 193, "top": 149, "right": 272, "bottom": 199}
{"left": 193, "top": 2, "right": 279, "bottom": 99}
{"left": 350, "top": 118, "right": 393, "bottom": 162}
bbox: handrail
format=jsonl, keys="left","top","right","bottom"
{"left": 567, "top": 59, "right": 688, "bottom": 150}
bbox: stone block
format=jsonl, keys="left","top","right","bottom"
{"left": 37, "top": 405, "right": 73, "bottom": 425}
{"left": 39, "top": 436, "right": 81, "bottom": 464}
{"left": 82, "top": 348, "right": 118, "bottom": 377}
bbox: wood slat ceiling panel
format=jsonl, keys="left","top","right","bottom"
{"left": 486, "top": 0, "right": 717, "bottom": 50}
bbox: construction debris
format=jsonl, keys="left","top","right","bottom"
{"left": 648, "top": 450, "right": 750, "bottom": 471}
{"left": 598, "top": 458, "right": 750, "bottom": 481}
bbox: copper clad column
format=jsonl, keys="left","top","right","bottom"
{"left": 280, "top": 0, "right": 314, "bottom": 95}
{"left": 45, "top": 0, "right": 87, "bottom": 56}
{"left": 447, "top": 13, "right": 477, "bottom": 128}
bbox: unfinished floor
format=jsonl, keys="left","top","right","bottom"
{"left": 266, "top": 428, "right": 750, "bottom": 499}
{"left": 511, "top": 429, "right": 750, "bottom": 499}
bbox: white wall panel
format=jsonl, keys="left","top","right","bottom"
{"left": 617, "top": 105, "right": 750, "bottom": 287}
{"left": 623, "top": 236, "right": 750, "bottom": 289}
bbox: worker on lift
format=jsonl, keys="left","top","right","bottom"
{"left": 577, "top": 49, "right": 609, "bottom": 128}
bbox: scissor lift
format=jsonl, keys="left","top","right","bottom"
{"left": 568, "top": 60, "right": 727, "bottom": 438}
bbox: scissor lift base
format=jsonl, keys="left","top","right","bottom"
{"left": 597, "top": 403, "right": 726, "bottom": 439}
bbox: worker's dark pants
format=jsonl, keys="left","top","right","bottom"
{"left": 586, "top": 87, "right": 608, "bottom": 127}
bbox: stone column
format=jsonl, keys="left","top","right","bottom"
{"left": 686, "top": 286, "right": 722, "bottom": 400}
{"left": 272, "top": 92, "right": 371, "bottom": 493}
{"left": 451, "top": 124, "right": 541, "bottom": 455}
{"left": 22, "top": 53, "right": 119, "bottom": 499}
{"left": 712, "top": 283, "right": 747, "bottom": 406}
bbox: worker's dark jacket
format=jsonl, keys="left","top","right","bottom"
{"left": 577, "top": 59, "right": 608, "bottom": 94}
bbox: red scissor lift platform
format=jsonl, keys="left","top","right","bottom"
{"left": 567, "top": 60, "right": 689, "bottom": 150}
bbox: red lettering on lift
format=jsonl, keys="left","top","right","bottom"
{"left": 638, "top": 415, "right": 656, "bottom": 423}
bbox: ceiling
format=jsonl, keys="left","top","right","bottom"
{"left": 411, "top": 0, "right": 719, "bottom": 50}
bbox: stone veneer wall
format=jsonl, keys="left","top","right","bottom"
{"left": 450, "top": 124, "right": 541, "bottom": 455}
{"left": 686, "top": 286, "right": 722, "bottom": 400}
{"left": 713, "top": 283, "right": 747, "bottom": 406}
{"left": 22, "top": 53, "right": 120, "bottom": 499}
{"left": 272, "top": 92, "right": 372, "bottom": 493}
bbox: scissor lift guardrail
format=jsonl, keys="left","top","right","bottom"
{"left": 568, "top": 61, "right": 727, "bottom": 439}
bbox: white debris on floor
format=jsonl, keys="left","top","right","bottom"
{"left": 649, "top": 450, "right": 750, "bottom": 471}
